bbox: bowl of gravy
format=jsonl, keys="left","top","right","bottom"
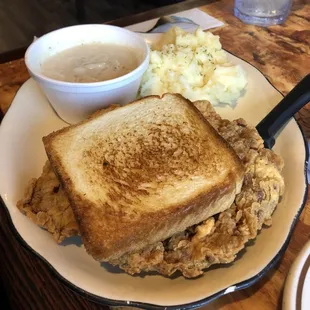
{"left": 25, "top": 24, "right": 150, "bottom": 124}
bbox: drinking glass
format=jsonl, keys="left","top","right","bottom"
{"left": 234, "top": 0, "right": 293, "bottom": 27}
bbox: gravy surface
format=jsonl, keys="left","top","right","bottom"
{"left": 41, "top": 44, "right": 139, "bottom": 83}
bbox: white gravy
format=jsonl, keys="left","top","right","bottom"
{"left": 41, "top": 44, "right": 139, "bottom": 83}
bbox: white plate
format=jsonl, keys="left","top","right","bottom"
{"left": 0, "top": 37, "right": 308, "bottom": 309}
{"left": 283, "top": 240, "right": 310, "bottom": 310}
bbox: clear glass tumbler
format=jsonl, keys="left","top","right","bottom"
{"left": 234, "top": 0, "right": 293, "bottom": 27}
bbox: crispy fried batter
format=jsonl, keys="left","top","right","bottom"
{"left": 17, "top": 161, "right": 79, "bottom": 242}
{"left": 17, "top": 101, "right": 284, "bottom": 277}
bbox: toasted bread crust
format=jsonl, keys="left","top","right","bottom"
{"left": 43, "top": 94, "right": 244, "bottom": 261}
{"left": 75, "top": 172, "right": 238, "bottom": 260}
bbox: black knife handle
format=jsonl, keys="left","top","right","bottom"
{"left": 256, "top": 74, "right": 310, "bottom": 149}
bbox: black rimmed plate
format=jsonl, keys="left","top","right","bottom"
{"left": 0, "top": 35, "right": 308, "bottom": 309}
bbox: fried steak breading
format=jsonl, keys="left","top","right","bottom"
{"left": 17, "top": 101, "right": 284, "bottom": 277}
{"left": 17, "top": 161, "right": 79, "bottom": 242}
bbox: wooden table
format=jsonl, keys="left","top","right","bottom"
{"left": 0, "top": 0, "right": 309, "bottom": 309}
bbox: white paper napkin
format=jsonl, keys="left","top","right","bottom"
{"left": 125, "top": 8, "right": 224, "bottom": 33}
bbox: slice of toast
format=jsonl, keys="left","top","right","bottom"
{"left": 43, "top": 94, "right": 244, "bottom": 261}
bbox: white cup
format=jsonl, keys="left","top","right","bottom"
{"left": 25, "top": 24, "right": 150, "bottom": 124}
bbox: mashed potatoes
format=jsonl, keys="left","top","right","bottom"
{"left": 139, "top": 27, "right": 247, "bottom": 106}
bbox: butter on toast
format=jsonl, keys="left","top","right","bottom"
{"left": 43, "top": 94, "right": 244, "bottom": 261}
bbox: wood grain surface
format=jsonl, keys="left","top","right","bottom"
{"left": 0, "top": 0, "right": 309, "bottom": 309}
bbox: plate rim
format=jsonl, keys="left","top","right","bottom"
{"left": 0, "top": 54, "right": 308, "bottom": 309}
